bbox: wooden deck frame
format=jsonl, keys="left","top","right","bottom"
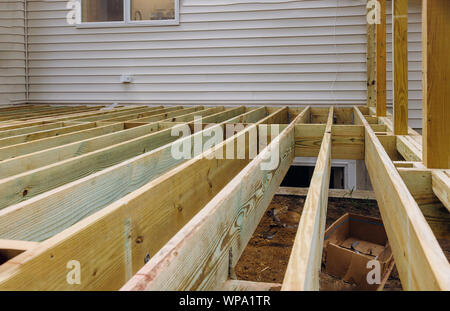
{"left": 354, "top": 107, "right": 450, "bottom": 290}
{"left": 0, "top": 104, "right": 447, "bottom": 291}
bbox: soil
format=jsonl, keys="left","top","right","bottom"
{"left": 234, "top": 195, "right": 407, "bottom": 291}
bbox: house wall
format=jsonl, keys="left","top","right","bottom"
{"left": 25, "top": 0, "right": 370, "bottom": 107}
{"left": 0, "top": 0, "right": 27, "bottom": 105}
{"left": 21, "top": 0, "right": 423, "bottom": 128}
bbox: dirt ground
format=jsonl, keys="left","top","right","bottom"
{"left": 235, "top": 195, "right": 406, "bottom": 291}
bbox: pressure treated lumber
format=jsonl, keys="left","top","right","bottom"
{"left": 354, "top": 107, "right": 450, "bottom": 290}
{"left": 0, "top": 122, "right": 99, "bottom": 148}
{"left": 392, "top": 0, "right": 409, "bottom": 134}
{"left": 121, "top": 109, "right": 301, "bottom": 291}
{"left": 282, "top": 107, "right": 332, "bottom": 291}
{"left": 0, "top": 108, "right": 287, "bottom": 290}
{"left": 0, "top": 122, "right": 66, "bottom": 140}
{"left": 422, "top": 0, "right": 450, "bottom": 169}
{"left": 108, "top": 106, "right": 205, "bottom": 123}
{"left": 0, "top": 104, "right": 447, "bottom": 292}
{"left": 432, "top": 170, "right": 450, "bottom": 212}
{"left": 370, "top": 108, "right": 422, "bottom": 162}
{"left": 0, "top": 123, "right": 156, "bottom": 179}
{"left": 367, "top": 0, "right": 376, "bottom": 107}
{"left": 226, "top": 106, "right": 267, "bottom": 124}
{"left": 294, "top": 124, "right": 364, "bottom": 160}
{"left": 0, "top": 108, "right": 245, "bottom": 180}
{"left": 397, "top": 168, "right": 450, "bottom": 239}
{"left": 96, "top": 106, "right": 183, "bottom": 123}
{"left": 0, "top": 105, "right": 42, "bottom": 114}
{"left": 0, "top": 106, "right": 149, "bottom": 131}
{"left": 0, "top": 107, "right": 227, "bottom": 209}
{"left": 0, "top": 122, "right": 124, "bottom": 160}
{"left": 0, "top": 108, "right": 263, "bottom": 244}
{"left": 69, "top": 106, "right": 164, "bottom": 122}
{"left": 0, "top": 106, "right": 99, "bottom": 122}
{"left": 376, "top": 0, "right": 387, "bottom": 116}
{"left": 276, "top": 187, "right": 376, "bottom": 200}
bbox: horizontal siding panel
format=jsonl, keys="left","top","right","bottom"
{"left": 0, "top": 0, "right": 26, "bottom": 105}
{"left": 28, "top": 63, "right": 367, "bottom": 76}
{"left": 29, "top": 91, "right": 367, "bottom": 101}
{"left": 28, "top": 45, "right": 367, "bottom": 60}
{"left": 29, "top": 81, "right": 367, "bottom": 93}
{"left": 20, "top": 0, "right": 423, "bottom": 128}
{"left": 29, "top": 72, "right": 367, "bottom": 84}
{"left": 26, "top": 0, "right": 368, "bottom": 108}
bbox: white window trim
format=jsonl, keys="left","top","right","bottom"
{"left": 292, "top": 157, "right": 357, "bottom": 190}
{"left": 75, "top": 0, "right": 180, "bottom": 28}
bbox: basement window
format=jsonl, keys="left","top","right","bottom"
{"left": 76, "top": 0, "right": 179, "bottom": 27}
{"left": 281, "top": 166, "right": 345, "bottom": 189}
{"left": 280, "top": 157, "right": 357, "bottom": 190}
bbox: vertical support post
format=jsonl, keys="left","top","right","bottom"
{"left": 366, "top": 0, "right": 376, "bottom": 107}
{"left": 392, "top": 0, "right": 408, "bottom": 134}
{"left": 376, "top": 0, "right": 386, "bottom": 117}
{"left": 422, "top": 0, "right": 450, "bottom": 169}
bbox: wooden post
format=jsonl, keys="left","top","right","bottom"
{"left": 422, "top": 0, "right": 450, "bottom": 169}
{"left": 376, "top": 0, "right": 386, "bottom": 117}
{"left": 367, "top": 0, "right": 376, "bottom": 107}
{"left": 392, "top": 0, "right": 408, "bottom": 135}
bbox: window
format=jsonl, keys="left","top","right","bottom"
{"left": 78, "top": 0, "right": 179, "bottom": 26}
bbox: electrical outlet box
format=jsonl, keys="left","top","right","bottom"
{"left": 120, "top": 75, "right": 132, "bottom": 83}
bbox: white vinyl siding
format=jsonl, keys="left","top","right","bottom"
{"left": 0, "top": 0, "right": 27, "bottom": 105}
{"left": 8, "top": 0, "right": 423, "bottom": 128}
{"left": 26, "top": 0, "right": 368, "bottom": 106}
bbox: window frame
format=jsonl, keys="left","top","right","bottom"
{"left": 75, "top": 0, "right": 180, "bottom": 28}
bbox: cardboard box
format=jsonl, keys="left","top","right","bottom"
{"left": 323, "top": 213, "right": 394, "bottom": 290}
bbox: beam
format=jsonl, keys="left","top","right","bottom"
{"left": 376, "top": 0, "right": 387, "bottom": 116}
{"left": 392, "top": 0, "right": 409, "bottom": 134}
{"left": 422, "top": 0, "right": 450, "bottom": 169}
{"left": 282, "top": 107, "right": 333, "bottom": 291}
{"left": 354, "top": 107, "right": 450, "bottom": 290}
